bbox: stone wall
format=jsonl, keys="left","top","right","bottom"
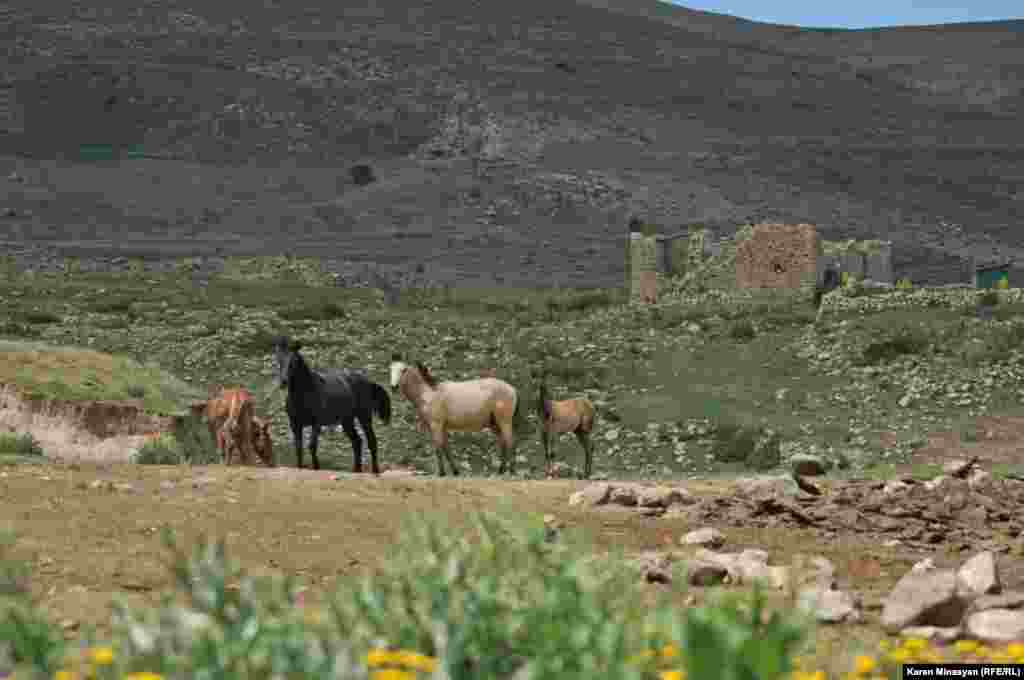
{"left": 735, "top": 223, "right": 818, "bottom": 292}
{"left": 817, "top": 240, "right": 893, "bottom": 286}
{"left": 627, "top": 233, "right": 659, "bottom": 302}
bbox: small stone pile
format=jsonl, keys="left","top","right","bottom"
{"left": 568, "top": 460, "right": 1024, "bottom": 551}
{"left": 568, "top": 482, "right": 697, "bottom": 516}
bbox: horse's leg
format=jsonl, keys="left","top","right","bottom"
{"left": 443, "top": 441, "right": 459, "bottom": 476}
{"left": 540, "top": 426, "right": 551, "bottom": 477}
{"left": 309, "top": 424, "right": 321, "bottom": 470}
{"left": 358, "top": 412, "right": 380, "bottom": 475}
{"left": 291, "top": 422, "right": 304, "bottom": 469}
{"left": 342, "top": 418, "right": 364, "bottom": 474}
{"left": 576, "top": 430, "right": 592, "bottom": 480}
{"left": 502, "top": 423, "right": 516, "bottom": 476}
{"left": 431, "top": 427, "right": 449, "bottom": 477}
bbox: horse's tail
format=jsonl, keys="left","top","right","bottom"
{"left": 372, "top": 382, "right": 392, "bottom": 425}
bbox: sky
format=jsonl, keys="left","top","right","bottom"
{"left": 670, "top": 1, "right": 1022, "bottom": 29}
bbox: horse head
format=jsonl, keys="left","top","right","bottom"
{"left": 415, "top": 362, "right": 438, "bottom": 388}
{"left": 271, "top": 335, "right": 304, "bottom": 389}
{"left": 388, "top": 355, "right": 407, "bottom": 392}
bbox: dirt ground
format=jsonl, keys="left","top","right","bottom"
{"left": 2, "top": 404, "right": 1024, "bottom": 652}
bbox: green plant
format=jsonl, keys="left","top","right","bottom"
{"left": 895, "top": 278, "right": 913, "bottom": 291}
{"left": 278, "top": 300, "right": 348, "bottom": 321}
{"left": 711, "top": 423, "right": 759, "bottom": 464}
{"left": 19, "top": 311, "right": 61, "bottom": 325}
{"left": 979, "top": 290, "right": 1000, "bottom": 306}
{"left": 669, "top": 586, "right": 808, "bottom": 680}
{"left": 0, "top": 433, "right": 44, "bottom": 458}
{"left": 0, "top": 531, "right": 66, "bottom": 676}
{"left": 746, "top": 431, "right": 783, "bottom": 471}
{"left": 728, "top": 319, "right": 756, "bottom": 342}
{"left": 859, "top": 327, "right": 930, "bottom": 365}
{"left": 169, "top": 415, "right": 221, "bottom": 466}
{"left": 995, "top": 276, "right": 1009, "bottom": 290}
{"left": 134, "top": 434, "right": 185, "bottom": 465}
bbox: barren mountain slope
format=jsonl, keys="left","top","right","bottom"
{"left": 1, "top": 0, "right": 1022, "bottom": 286}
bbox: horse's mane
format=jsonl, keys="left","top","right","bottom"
{"left": 415, "top": 362, "right": 438, "bottom": 388}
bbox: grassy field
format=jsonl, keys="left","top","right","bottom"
{"left": 3, "top": 260, "right": 1024, "bottom": 477}
{"left": 3, "top": 261, "right": 1024, "bottom": 678}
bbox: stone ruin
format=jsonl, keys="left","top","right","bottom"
{"left": 626, "top": 221, "right": 893, "bottom": 301}
{"left": 735, "top": 223, "right": 820, "bottom": 293}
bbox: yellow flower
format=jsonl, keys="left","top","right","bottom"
{"left": 370, "top": 671, "right": 415, "bottom": 680}
{"left": 877, "top": 640, "right": 891, "bottom": 652}
{"left": 87, "top": 648, "right": 114, "bottom": 667}
{"left": 660, "top": 645, "right": 680, "bottom": 660}
{"left": 901, "top": 638, "right": 927, "bottom": 652}
{"left": 54, "top": 672, "right": 79, "bottom": 680}
{"left": 394, "top": 651, "right": 436, "bottom": 673}
{"left": 660, "top": 671, "right": 685, "bottom": 680}
{"left": 955, "top": 640, "right": 979, "bottom": 655}
{"left": 366, "top": 649, "right": 398, "bottom": 667}
{"left": 976, "top": 645, "right": 992, "bottom": 658}
{"left": 853, "top": 655, "right": 877, "bottom": 674}
{"left": 887, "top": 649, "right": 911, "bottom": 664}
{"left": 125, "top": 674, "right": 164, "bottom": 680}
{"left": 1006, "top": 642, "right": 1024, "bottom": 657}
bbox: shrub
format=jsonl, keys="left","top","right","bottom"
{"left": 711, "top": 423, "right": 759, "bottom": 464}
{"left": 0, "top": 432, "right": 44, "bottom": 457}
{"left": 859, "top": 326, "right": 930, "bottom": 365}
{"left": 746, "top": 431, "right": 783, "bottom": 471}
{"left": 170, "top": 414, "right": 221, "bottom": 465}
{"left": 19, "top": 311, "right": 61, "bottom": 325}
{"left": 350, "top": 163, "right": 375, "bottom": 186}
{"left": 278, "top": 301, "right": 348, "bottom": 321}
{"left": 979, "top": 290, "right": 1000, "bottom": 307}
{"left": 728, "top": 319, "right": 756, "bottom": 342}
{"left": 134, "top": 434, "right": 184, "bottom": 465}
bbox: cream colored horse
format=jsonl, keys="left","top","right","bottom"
{"left": 538, "top": 379, "right": 596, "bottom": 479}
{"left": 389, "top": 357, "right": 519, "bottom": 476}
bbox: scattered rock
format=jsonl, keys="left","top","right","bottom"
{"left": 956, "top": 551, "right": 1001, "bottom": 598}
{"left": 969, "top": 591, "right": 1024, "bottom": 614}
{"left": 798, "top": 588, "right": 862, "bottom": 624}
{"left": 943, "top": 458, "right": 977, "bottom": 479}
{"left": 568, "top": 483, "right": 613, "bottom": 507}
{"left": 609, "top": 486, "right": 638, "bottom": 506}
{"left": 680, "top": 527, "right": 724, "bottom": 549}
{"left": 881, "top": 569, "right": 967, "bottom": 633}
{"left": 791, "top": 554, "right": 837, "bottom": 590}
{"left": 911, "top": 558, "right": 936, "bottom": 574}
{"left": 633, "top": 551, "right": 673, "bottom": 584}
{"left": 899, "top": 626, "right": 961, "bottom": 643}
{"left": 963, "top": 609, "right": 1024, "bottom": 642}
{"left": 685, "top": 560, "right": 729, "bottom": 586}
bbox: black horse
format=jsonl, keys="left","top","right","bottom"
{"left": 270, "top": 335, "right": 391, "bottom": 473}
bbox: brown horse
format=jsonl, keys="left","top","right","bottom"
{"left": 538, "top": 379, "right": 596, "bottom": 479}
{"left": 389, "top": 356, "right": 520, "bottom": 476}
